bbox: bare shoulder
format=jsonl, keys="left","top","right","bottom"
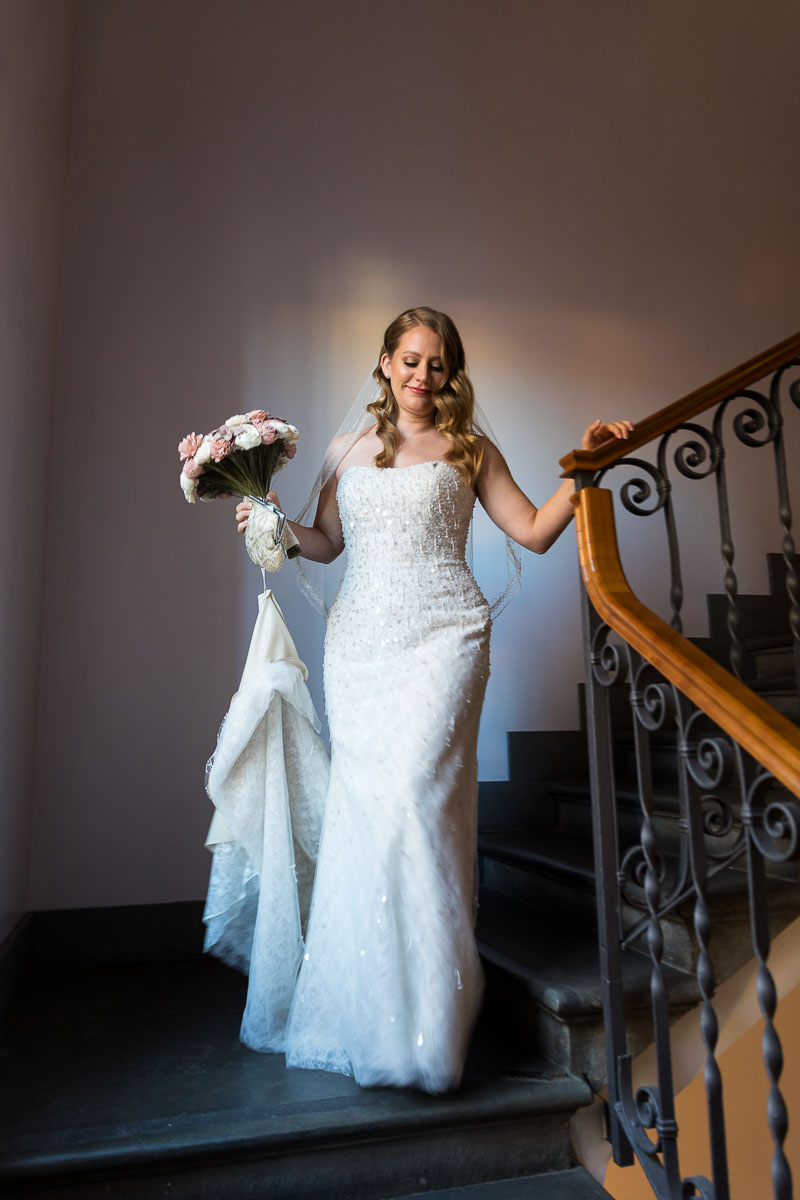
{"left": 477, "top": 435, "right": 509, "bottom": 475}
{"left": 323, "top": 430, "right": 360, "bottom": 467}
{"left": 334, "top": 427, "right": 380, "bottom": 475}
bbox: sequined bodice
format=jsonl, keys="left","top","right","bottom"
{"left": 338, "top": 460, "right": 476, "bottom": 569}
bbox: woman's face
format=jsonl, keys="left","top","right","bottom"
{"left": 381, "top": 325, "right": 444, "bottom": 415}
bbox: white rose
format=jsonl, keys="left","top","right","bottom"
{"left": 194, "top": 440, "right": 212, "bottom": 465}
{"left": 271, "top": 421, "right": 300, "bottom": 442}
{"left": 226, "top": 413, "right": 247, "bottom": 426}
{"left": 234, "top": 423, "right": 262, "bottom": 451}
{"left": 180, "top": 472, "right": 198, "bottom": 503}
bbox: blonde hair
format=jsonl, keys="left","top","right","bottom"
{"left": 367, "top": 307, "right": 484, "bottom": 485}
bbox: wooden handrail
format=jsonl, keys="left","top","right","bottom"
{"left": 573, "top": 487, "right": 800, "bottom": 798}
{"left": 560, "top": 327, "right": 800, "bottom": 476}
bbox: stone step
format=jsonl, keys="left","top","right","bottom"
{"left": 478, "top": 779, "right": 558, "bottom": 835}
{"left": 766, "top": 552, "right": 800, "bottom": 598}
{"left": 749, "top": 674, "right": 799, "bottom": 722}
{"left": 385, "top": 1166, "right": 613, "bottom": 1198}
{"left": 745, "top": 634, "right": 798, "bottom": 680}
{"left": 0, "top": 958, "right": 594, "bottom": 1200}
{"left": 706, "top": 590, "right": 790, "bottom": 644}
{"left": 550, "top": 776, "right": 749, "bottom": 866}
{"left": 475, "top": 888, "right": 700, "bottom": 1089}
{"left": 478, "top": 829, "right": 800, "bottom": 975}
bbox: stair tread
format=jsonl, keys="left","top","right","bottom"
{"left": 476, "top": 888, "right": 700, "bottom": 1018}
{"left": 479, "top": 829, "right": 799, "bottom": 912}
{"left": 387, "top": 1166, "right": 613, "bottom": 1199}
{"left": 545, "top": 776, "right": 683, "bottom": 809}
{"left": 0, "top": 958, "right": 591, "bottom": 1183}
{"left": 749, "top": 674, "right": 798, "bottom": 694}
{"left": 745, "top": 632, "right": 797, "bottom": 651}
{"left": 478, "top": 830, "right": 596, "bottom": 882}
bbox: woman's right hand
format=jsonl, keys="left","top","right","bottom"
{"left": 235, "top": 490, "right": 283, "bottom": 534}
{"left": 235, "top": 500, "right": 252, "bottom": 534}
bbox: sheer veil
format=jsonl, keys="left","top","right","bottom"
{"left": 292, "top": 369, "right": 522, "bottom": 619}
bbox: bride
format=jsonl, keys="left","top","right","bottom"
{"left": 229, "top": 306, "right": 631, "bottom": 1093}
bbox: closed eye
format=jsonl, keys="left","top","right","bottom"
{"left": 404, "top": 359, "right": 444, "bottom": 372}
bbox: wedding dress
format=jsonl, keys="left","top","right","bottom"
{"left": 204, "top": 460, "right": 491, "bottom": 1094}
{"left": 284, "top": 460, "right": 491, "bottom": 1093}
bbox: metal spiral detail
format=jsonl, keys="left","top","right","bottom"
{"left": 595, "top": 457, "right": 669, "bottom": 517}
{"left": 659, "top": 422, "right": 721, "bottom": 482}
{"left": 700, "top": 795, "right": 735, "bottom": 840}
{"left": 725, "top": 388, "right": 780, "bottom": 450}
{"left": 630, "top": 668, "right": 676, "bottom": 731}
{"left": 684, "top": 734, "right": 734, "bottom": 792}
{"left": 590, "top": 623, "right": 627, "bottom": 687}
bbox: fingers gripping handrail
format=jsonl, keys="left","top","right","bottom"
{"left": 573, "top": 487, "right": 800, "bottom": 798}
{"left": 560, "top": 327, "right": 800, "bottom": 476}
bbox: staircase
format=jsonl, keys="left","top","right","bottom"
{"left": 2, "top": 556, "right": 796, "bottom": 1199}
{"left": 476, "top": 551, "right": 800, "bottom": 1092}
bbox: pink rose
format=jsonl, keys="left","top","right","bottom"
{"left": 205, "top": 429, "right": 232, "bottom": 460}
{"left": 254, "top": 419, "right": 279, "bottom": 445}
{"left": 182, "top": 457, "right": 204, "bottom": 479}
{"left": 246, "top": 409, "right": 270, "bottom": 423}
{"left": 178, "top": 432, "right": 203, "bottom": 460}
{"left": 280, "top": 442, "right": 297, "bottom": 459}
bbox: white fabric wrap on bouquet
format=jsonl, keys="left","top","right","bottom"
{"left": 244, "top": 499, "right": 300, "bottom": 571}
{"left": 203, "top": 589, "right": 329, "bottom": 1051}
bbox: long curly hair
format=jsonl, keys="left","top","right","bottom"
{"left": 368, "top": 307, "right": 484, "bottom": 485}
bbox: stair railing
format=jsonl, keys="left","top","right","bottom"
{"left": 560, "top": 330, "right": 800, "bottom": 1200}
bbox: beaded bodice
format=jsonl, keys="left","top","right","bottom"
{"left": 338, "top": 461, "right": 475, "bottom": 567}
{"left": 328, "top": 461, "right": 488, "bottom": 656}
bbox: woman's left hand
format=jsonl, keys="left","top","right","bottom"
{"left": 581, "top": 418, "right": 634, "bottom": 451}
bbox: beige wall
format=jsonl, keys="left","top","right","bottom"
{"left": 15, "top": 0, "right": 800, "bottom": 910}
{"left": 0, "top": 0, "right": 74, "bottom": 941}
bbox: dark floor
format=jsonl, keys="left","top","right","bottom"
{"left": 0, "top": 956, "right": 587, "bottom": 1187}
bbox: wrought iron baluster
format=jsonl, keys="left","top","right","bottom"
{"left": 579, "top": 580, "right": 632, "bottom": 1165}
{"left": 769, "top": 363, "right": 800, "bottom": 693}
{"left": 626, "top": 655, "right": 681, "bottom": 1192}
{"left": 712, "top": 389, "right": 781, "bottom": 680}
{"left": 677, "top": 703, "right": 733, "bottom": 1200}
{"left": 575, "top": 473, "right": 631, "bottom": 1163}
{"left": 740, "top": 756, "right": 800, "bottom": 1200}
{"left": 656, "top": 424, "right": 722, "bottom": 634}
{"left": 710, "top": 407, "right": 743, "bottom": 681}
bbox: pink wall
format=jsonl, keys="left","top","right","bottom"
{"left": 24, "top": 0, "right": 800, "bottom": 910}
{"left": 0, "top": 0, "right": 74, "bottom": 940}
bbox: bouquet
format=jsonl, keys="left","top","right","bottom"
{"left": 178, "top": 410, "right": 301, "bottom": 569}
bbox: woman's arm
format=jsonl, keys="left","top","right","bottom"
{"left": 477, "top": 419, "right": 632, "bottom": 554}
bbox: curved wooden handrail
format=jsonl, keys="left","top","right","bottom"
{"left": 560, "top": 327, "right": 800, "bottom": 477}
{"left": 573, "top": 487, "right": 800, "bottom": 798}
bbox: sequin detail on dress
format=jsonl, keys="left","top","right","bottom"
{"left": 284, "top": 462, "right": 491, "bottom": 1093}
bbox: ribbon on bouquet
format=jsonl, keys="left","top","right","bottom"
{"left": 244, "top": 496, "right": 301, "bottom": 572}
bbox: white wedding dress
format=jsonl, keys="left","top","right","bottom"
{"left": 284, "top": 461, "right": 491, "bottom": 1092}
{"left": 204, "top": 460, "right": 491, "bottom": 1094}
